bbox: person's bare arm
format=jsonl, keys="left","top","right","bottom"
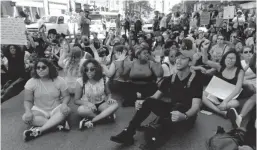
{"left": 185, "top": 98, "right": 201, "bottom": 117}
{"left": 74, "top": 81, "right": 86, "bottom": 106}
{"left": 24, "top": 89, "right": 34, "bottom": 113}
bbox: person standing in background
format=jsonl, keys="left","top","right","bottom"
{"left": 79, "top": 10, "right": 91, "bottom": 38}
{"left": 116, "top": 14, "right": 121, "bottom": 36}
{"left": 124, "top": 16, "right": 130, "bottom": 36}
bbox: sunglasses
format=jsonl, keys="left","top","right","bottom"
{"left": 217, "top": 38, "right": 224, "bottom": 40}
{"left": 85, "top": 68, "right": 96, "bottom": 72}
{"left": 243, "top": 51, "right": 252, "bottom": 54}
{"left": 37, "top": 65, "right": 47, "bottom": 70}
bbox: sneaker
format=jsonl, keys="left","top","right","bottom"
{"left": 57, "top": 121, "right": 70, "bottom": 131}
{"left": 110, "top": 129, "right": 134, "bottom": 145}
{"left": 23, "top": 127, "right": 41, "bottom": 141}
{"left": 108, "top": 114, "right": 116, "bottom": 122}
{"left": 79, "top": 118, "right": 89, "bottom": 130}
{"left": 227, "top": 108, "right": 242, "bottom": 128}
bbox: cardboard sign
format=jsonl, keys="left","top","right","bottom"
{"left": 223, "top": 6, "right": 235, "bottom": 19}
{"left": 200, "top": 11, "right": 210, "bottom": 25}
{"left": 216, "top": 18, "right": 224, "bottom": 27}
{"left": 1, "top": 18, "right": 27, "bottom": 45}
{"left": 205, "top": 76, "right": 242, "bottom": 100}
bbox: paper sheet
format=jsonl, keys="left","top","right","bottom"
{"left": 205, "top": 76, "right": 242, "bottom": 100}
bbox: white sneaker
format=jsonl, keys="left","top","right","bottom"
{"left": 79, "top": 118, "right": 88, "bottom": 130}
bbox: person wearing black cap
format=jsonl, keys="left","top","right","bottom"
{"left": 110, "top": 49, "right": 203, "bottom": 146}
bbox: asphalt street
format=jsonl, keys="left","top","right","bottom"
{"left": 1, "top": 91, "right": 232, "bottom": 150}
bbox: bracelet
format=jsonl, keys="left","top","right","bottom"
{"left": 184, "top": 113, "right": 188, "bottom": 120}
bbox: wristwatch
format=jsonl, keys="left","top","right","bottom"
{"left": 184, "top": 113, "right": 188, "bottom": 120}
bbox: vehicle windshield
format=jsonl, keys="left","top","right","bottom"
{"left": 45, "top": 16, "right": 57, "bottom": 23}
{"left": 91, "top": 20, "right": 101, "bottom": 25}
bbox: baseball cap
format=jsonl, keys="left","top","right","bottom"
{"left": 176, "top": 50, "right": 195, "bottom": 60}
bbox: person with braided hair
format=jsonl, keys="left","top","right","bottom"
{"left": 74, "top": 59, "right": 118, "bottom": 130}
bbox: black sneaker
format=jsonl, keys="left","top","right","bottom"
{"left": 23, "top": 127, "right": 41, "bottom": 142}
{"left": 57, "top": 121, "right": 70, "bottom": 131}
{"left": 110, "top": 129, "right": 134, "bottom": 145}
{"left": 108, "top": 114, "right": 116, "bottom": 122}
{"left": 227, "top": 108, "right": 242, "bottom": 128}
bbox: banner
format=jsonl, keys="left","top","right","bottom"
{"left": 223, "top": 6, "right": 235, "bottom": 19}
{"left": 200, "top": 11, "right": 210, "bottom": 25}
{"left": 1, "top": 18, "right": 27, "bottom": 45}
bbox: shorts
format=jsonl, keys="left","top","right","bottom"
{"left": 95, "top": 101, "right": 105, "bottom": 109}
{"left": 31, "top": 104, "right": 62, "bottom": 119}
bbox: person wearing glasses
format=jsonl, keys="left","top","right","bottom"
{"left": 74, "top": 59, "right": 118, "bottom": 130}
{"left": 241, "top": 46, "right": 256, "bottom": 86}
{"left": 209, "top": 35, "right": 229, "bottom": 62}
{"left": 202, "top": 40, "right": 246, "bottom": 118}
{"left": 22, "top": 58, "right": 71, "bottom": 141}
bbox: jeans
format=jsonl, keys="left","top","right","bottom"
{"left": 127, "top": 98, "right": 197, "bottom": 133}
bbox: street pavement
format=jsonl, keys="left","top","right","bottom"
{"left": 1, "top": 90, "right": 233, "bottom": 150}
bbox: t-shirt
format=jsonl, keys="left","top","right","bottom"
{"left": 6, "top": 50, "right": 26, "bottom": 80}
{"left": 25, "top": 76, "right": 68, "bottom": 112}
{"left": 77, "top": 77, "right": 108, "bottom": 104}
{"left": 159, "top": 71, "right": 203, "bottom": 111}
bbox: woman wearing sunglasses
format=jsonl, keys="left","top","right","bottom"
{"left": 22, "top": 58, "right": 71, "bottom": 141}
{"left": 241, "top": 46, "right": 256, "bottom": 86}
{"left": 201, "top": 40, "right": 247, "bottom": 117}
{"left": 74, "top": 59, "right": 118, "bottom": 129}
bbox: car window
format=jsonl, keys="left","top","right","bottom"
{"left": 46, "top": 16, "right": 57, "bottom": 23}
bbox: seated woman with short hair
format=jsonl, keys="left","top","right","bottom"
{"left": 22, "top": 58, "right": 71, "bottom": 141}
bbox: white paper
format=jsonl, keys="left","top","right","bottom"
{"left": 223, "top": 6, "right": 235, "bottom": 19}
{"left": 1, "top": 18, "right": 27, "bottom": 45}
{"left": 205, "top": 76, "right": 242, "bottom": 100}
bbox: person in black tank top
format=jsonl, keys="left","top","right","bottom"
{"left": 202, "top": 40, "right": 246, "bottom": 118}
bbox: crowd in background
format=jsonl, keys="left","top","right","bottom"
{"left": 1, "top": 4, "right": 256, "bottom": 150}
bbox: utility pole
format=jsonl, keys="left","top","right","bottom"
{"left": 162, "top": 0, "right": 164, "bottom": 13}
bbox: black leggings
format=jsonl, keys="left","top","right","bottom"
{"left": 127, "top": 98, "right": 197, "bottom": 133}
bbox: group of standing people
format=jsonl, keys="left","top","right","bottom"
{"left": 1, "top": 6, "right": 256, "bottom": 150}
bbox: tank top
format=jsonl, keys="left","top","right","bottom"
{"left": 216, "top": 67, "right": 240, "bottom": 85}
{"left": 129, "top": 61, "right": 156, "bottom": 83}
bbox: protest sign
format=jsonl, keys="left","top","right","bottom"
{"left": 216, "top": 18, "right": 224, "bottom": 27}
{"left": 200, "top": 11, "right": 210, "bottom": 25}
{"left": 1, "top": 18, "right": 27, "bottom": 45}
{"left": 223, "top": 6, "right": 235, "bottom": 19}
{"left": 205, "top": 76, "right": 242, "bottom": 100}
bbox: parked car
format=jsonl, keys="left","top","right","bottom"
{"left": 26, "top": 15, "right": 70, "bottom": 36}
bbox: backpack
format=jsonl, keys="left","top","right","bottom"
{"left": 206, "top": 126, "right": 245, "bottom": 150}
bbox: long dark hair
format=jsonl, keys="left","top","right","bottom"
{"left": 80, "top": 59, "right": 103, "bottom": 84}
{"left": 31, "top": 58, "right": 58, "bottom": 80}
{"left": 5, "top": 45, "right": 23, "bottom": 58}
{"left": 220, "top": 49, "right": 242, "bottom": 70}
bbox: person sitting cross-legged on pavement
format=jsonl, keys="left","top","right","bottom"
{"left": 22, "top": 58, "right": 71, "bottom": 142}
{"left": 110, "top": 49, "right": 203, "bottom": 146}
{"left": 74, "top": 59, "right": 119, "bottom": 130}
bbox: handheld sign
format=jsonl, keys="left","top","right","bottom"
{"left": 200, "top": 11, "right": 210, "bottom": 25}
{"left": 223, "top": 6, "right": 235, "bottom": 19}
{"left": 1, "top": 18, "right": 27, "bottom": 45}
